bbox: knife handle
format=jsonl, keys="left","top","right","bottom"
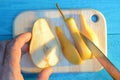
{"left": 99, "top": 55, "right": 120, "bottom": 80}
{"left": 93, "top": 46, "right": 120, "bottom": 79}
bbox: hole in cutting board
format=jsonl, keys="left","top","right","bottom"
{"left": 91, "top": 14, "right": 99, "bottom": 23}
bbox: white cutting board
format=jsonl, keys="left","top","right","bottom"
{"left": 13, "top": 9, "right": 107, "bottom": 73}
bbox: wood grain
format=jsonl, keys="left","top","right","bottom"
{"left": 0, "top": 0, "right": 120, "bottom": 35}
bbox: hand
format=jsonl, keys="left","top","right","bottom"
{"left": 0, "top": 32, "right": 53, "bottom": 80}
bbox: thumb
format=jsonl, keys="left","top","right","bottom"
{"left": 38, "top": 67, "right": 53, "bottom": 80}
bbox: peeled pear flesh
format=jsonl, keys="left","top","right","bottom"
{"left": 55, "top": 27, "right": 82, "bottom": 64}
{"left": 29, "top": 18, "right": 59, "bottom": 68}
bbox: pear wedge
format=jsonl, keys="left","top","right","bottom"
{"left": 65, "top": 18, "right": 92, "bottom": 60}
{"left": 55, "top": 27, "right": 82, "bottom": 64}
{"left": 29, "top": 18, "right": 59, "bottom": 68}
{"left": 80, "top": 14, "right": 99, "bottom": 58}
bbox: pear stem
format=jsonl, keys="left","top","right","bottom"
{"left": 56, "top": 3, "right": 66, "bottom": 21}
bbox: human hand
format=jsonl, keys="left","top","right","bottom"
{"left": 0, "top": 32, "right": 53, "bottom": 80}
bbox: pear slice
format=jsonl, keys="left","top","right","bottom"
{"left": 29, "top": 18, "right": 59, "bottom": 68}
{"left": 80, "top": 14, "right": 99, "bottom": 46}
{"left": 80, "top": 14, "right": 99, "bottom": 58}
{"left": 55, "top": 27, "right": 82, "bottom": 64}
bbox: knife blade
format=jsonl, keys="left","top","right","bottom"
{"left": 80, "top": 33, "right": 120, "bottom": 80}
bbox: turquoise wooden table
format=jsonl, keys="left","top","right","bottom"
{"left": 0, "top": 0, "right": 120, "bottom": 80}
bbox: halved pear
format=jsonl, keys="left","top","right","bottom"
{"left": 29, "top": 18, "right": 59, "bottom": 68}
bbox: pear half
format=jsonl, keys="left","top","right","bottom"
{"left": 29, "top": 18, "right": 59, "bottom": 68}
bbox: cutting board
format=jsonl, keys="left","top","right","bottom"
{"left": 13, "top": 9, "right": 107, "bottom": 73}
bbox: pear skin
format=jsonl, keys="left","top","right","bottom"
{"left": 56, "top": 27, "right": 82, "bottom": 64}
{"left": 80, "top": 14, "right": 99, "bottom": 58}
{"left": 66, "top": 18, "right": 92, "bottom": 60}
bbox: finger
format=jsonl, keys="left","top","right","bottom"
{"left": 38, "top": 67, "right": 53, "bottom": 80}
{"left": 21, "top": 43, "right": 29, "bottom": 54}
{"left": 5, "top": 32, "right": 31, "bottom": 68}
{"left": 13, "top": 32, "right": 31, "bottom": 49}
{"left": 12, "top": 32, "right": 31, "bottom": 61}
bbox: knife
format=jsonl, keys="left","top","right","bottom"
{"left": 80, "top": 33, "right": 120, "bottom": 80}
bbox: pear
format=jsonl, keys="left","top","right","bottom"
{"left": 55, "top": 27, "right": 82, "bottom": 64}
{"left": 65, "top": 18, "right": 92, "bottom": 60}
{"left": 29, "top": 18, "right": 59, "bottom": 68}
{"left": 80, "top": 14, "right": 99, "bottom": 58}
{"left": 56, "top": 4, "right": 92, "bottom": 60}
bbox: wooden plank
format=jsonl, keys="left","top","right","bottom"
{"left": 0, "top": 34, "right": 119, "bottom": 80}
{"left": 0, "top": 35, "right": 12, "bottom": 41}
{"left": 22, "top": 33, "right": 120, "bottom": 79}
{"left": 13, "top": 9, "right": 107, "bottom": 73}
{"left": 0, "top": 1, "right": 120, "bottom": 35}
{"left": 0, "top": 0, "right": 119, "bottom": 79}
{"left": 1, "top": 34, "right": 120, "bottom": 70}
{"left": 107, "top": 34, "right": 120, "bottom": 70}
